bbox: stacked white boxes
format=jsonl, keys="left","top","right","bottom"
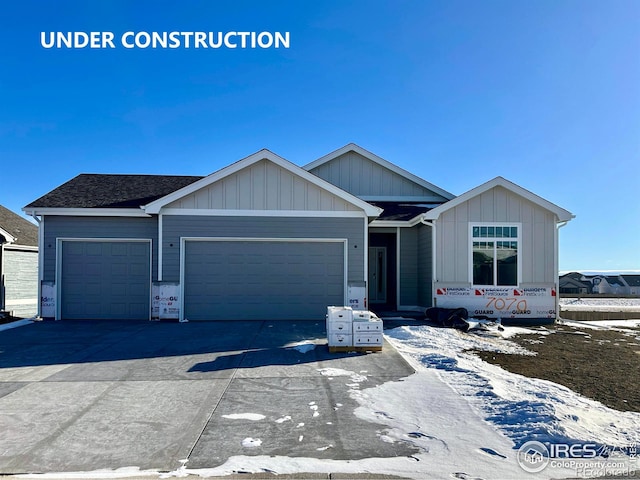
{"left": 326, "top": 306, "right": 383, "bottom": 351}
{"left": 326, "top": 306, "right": 353, "bottom": 347}
{"left": 352, "top": 310, "right": 383, "bottom": 348}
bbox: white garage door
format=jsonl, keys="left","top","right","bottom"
{"left": 183, "top": 240, "right": 345, "bottom": 320}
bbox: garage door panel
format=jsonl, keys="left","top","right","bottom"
{"left": 184, "top": 240, "right": 344, "bottom": 321}
{"left": 61, "top": 241, "right": 150, "bottom": 320}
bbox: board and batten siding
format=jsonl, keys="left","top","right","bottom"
{"left": 435, "top": 186, "right": 556, "bottom": 285}
{"left": 308, "top": 151, "right": 447, "bottom": 200}
{"left": 417, "top": 224, "right": 433, "bottom": 307}
{"left": 42, "top": 216, "right": 158, "bottom": 282}
{"left": 3, "top": 248, "right": 38, "bottom": 317}
{"left": 161, "top": 216, "right": 365, "bottom": 284}
{"left": 399, "top": 227, "right": 418, "bottom": 307}
{"left": 166, "top": 159, "right": 360, "bottom": 212}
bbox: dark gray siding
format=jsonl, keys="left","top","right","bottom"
{"left": 3, "top": 248, "right": 38, "bottom": 317}
{"left": 162, "top": 216, "right": 365, "bottom": 283}
{"left": 399, "top": 227, "right": 418, "bottom": 306}
{"left": 43, "top": 216, "right": 158, "bottom": 282}
{"left": 417, "top": 224, "right": 433, "bottom": 307}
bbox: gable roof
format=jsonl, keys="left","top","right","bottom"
{"left": 24, "top": 174, "right": 203, "bottom": 211}
{"left": 423, "top": 176, "right": 574, "bottom": 222}
{"left": 621, "top": 275, "right": 640, "bottom": 287}
{"left": 303, "top": 143, "right": 455, "bottom": 201}
{"left": 144, "top": 149, "right": 382, "bottom": 217}
{"left": 0, "top": 205, "right": 39, "bottom": 247}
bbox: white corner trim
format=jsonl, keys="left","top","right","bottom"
{"left": 303, "top": 143, "right": 455, "bottom": 201}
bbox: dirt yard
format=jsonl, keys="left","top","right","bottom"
{"left": 475, "top": 321, "right": 640, "bottom": 412}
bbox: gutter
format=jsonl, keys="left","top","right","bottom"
{"left": 555, "top": 220, "right": 569, "bottom": 321}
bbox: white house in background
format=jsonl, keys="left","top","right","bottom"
{"left": 0, "top": 205, "right": 39, "bottom": 318}
{"left": 23, "top": 144, "right": 574, "bottom": 324}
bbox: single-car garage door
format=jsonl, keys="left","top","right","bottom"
{"left": 183, "top": 240, "right": 345, "bottom": 320}
{"left": 60, "top": 240, "right": 151, "bottom": 320}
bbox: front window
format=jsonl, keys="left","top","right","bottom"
{"left": 471, "top": 225, "right": 518, "bottom": 286}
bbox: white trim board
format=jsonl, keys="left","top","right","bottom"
{"left": 160, "top": 208, "right": 367, "bottom": 218}
{"left": 23, "top": 208, "right": 150, "bottom": 217}
{"left": 424, "top": 176, "right": 574, "bottom": 223}
{"left": 145, "top": 149, "right": 382, "bottom": 217}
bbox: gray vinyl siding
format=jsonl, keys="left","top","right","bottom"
{"left": 42, "top": 216, "right": 158, "bottom": 282}
{"left": 417, "top": 224, "right": 433, "bottom": 307}
{"left": 162, "top": 216, "right": 365, "bottom": 283}
{"left": 399, "top": 228, "right": 418, "bottom": 306}
{"left": 309, "top": 151, "right": 448, "bottom": 200}
{"left": 167, "top": 159, "right": 359, "bottom": 212}
{"left": 435, "top": 186, "right": 556, "bottom": 285}
{"left": 2, "top": 248, "right": 38, "bottom": 317}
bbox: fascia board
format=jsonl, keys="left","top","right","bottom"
{"left": 145, "top": 149, "right": 382, "bottom": 217}
{"left": 423, "top": 177, "right": 575, "bottom": 223}
{"left": 303, "top": 143, "right": 455, "bottom": 201}
{"left": 0, "top": 226, "right": 16, "bottom": 243}
{"left": 22, "top": 207, "right": 151, "bottom": 217}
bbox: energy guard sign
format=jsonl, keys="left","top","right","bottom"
{"left": 435, "top": 286, "right": 557, "bottom": 319}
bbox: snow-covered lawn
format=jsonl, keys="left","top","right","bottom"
{"left": 152, "top": 321, "right": 639, "bottom": 480}
{"left": 559, "top": 297, "right": 640, "bottom": 312}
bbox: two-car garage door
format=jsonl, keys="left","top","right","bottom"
{"left": 183, "top": 240, "right": 345, "bottom": 321}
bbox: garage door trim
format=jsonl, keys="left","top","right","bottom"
{"left": 55, "top": 238, "right": 153, "bottom": 321}
{"left": 179, "top": 237, "right": 348, "bottom": 322}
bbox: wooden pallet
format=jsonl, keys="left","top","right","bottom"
{"left": 328, "top": 345, "right": 383, "bottom": 353}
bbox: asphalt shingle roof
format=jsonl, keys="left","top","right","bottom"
{"left": 25, "top": 174, "right": 203, "bottom": 209}
{"left": 0, "top": 205, "right": 39, "bottom": 246}
{"left": 369, "top": 202, "right": 442, "bottom": 222}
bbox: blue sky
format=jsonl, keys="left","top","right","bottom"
{"left": 1, "top": 0, "right": 638, "bottom": 271}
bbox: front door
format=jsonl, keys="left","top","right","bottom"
{"left": 368, "top": 246, "right": 387, "bottom": 303}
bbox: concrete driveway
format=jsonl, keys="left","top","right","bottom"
{"left": 0, "top": 319, "right": 416, "bottom": 475}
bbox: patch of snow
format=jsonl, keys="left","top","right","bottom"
{"left": 561, "top": 319, "right": 640, "bottom": 331}
{"left": 286, "top": 341, "right": 317, "bottom": 353}
{"left": 222, "top": 413, "right": 265, "bottom": 421}
{"left": 317, "top": 367, "right": 368, "bottom": 383}
{"left": 241, "top": 437, "right": 262, "bottom": 448}
{"left": 275, "top": 415, "right": 291, "bottom": 424}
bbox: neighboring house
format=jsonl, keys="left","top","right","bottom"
{"left": 559, "top": 272, "right": 591, "bottom": 294}
{"left": 621, "top": 275, "right": 640, "bottom": 295}
{"left": 592, "top": 275, "right": 627, "bottom": 295}
{"left": 23, "top": 144, "right": 574, "bottom": 323}
{"left": 0, "top": 205, "right": 39, "bottom": 317}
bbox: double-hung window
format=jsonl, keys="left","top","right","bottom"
{"left": 471, "top": 224, "right": 519, "bottom": 286}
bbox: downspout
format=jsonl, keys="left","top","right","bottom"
{"left": 28, "top": 213, "right": 43, "bottom": 319}
{"left": 420, "top": 215, "right": 436, "bottom": 309}
{"left": 555, "top": 220, "right": 569, "bottom": 322}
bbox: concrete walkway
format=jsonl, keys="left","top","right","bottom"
{"left": 0, "top": 319, "right": 416, "bottom": 477}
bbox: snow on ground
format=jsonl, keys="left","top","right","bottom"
{"left": 15, "top": 320, "right": 640, "bottom": 480}
{"left": 559, "top": 297, "right": 640, "bottom": 311}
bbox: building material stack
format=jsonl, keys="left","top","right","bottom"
{"left": 326, "top": 306, "right": 383, "bottom": 352}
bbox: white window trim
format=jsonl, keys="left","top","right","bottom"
{"left": 468, "top": 223, "right": 522, "bottom": 287}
